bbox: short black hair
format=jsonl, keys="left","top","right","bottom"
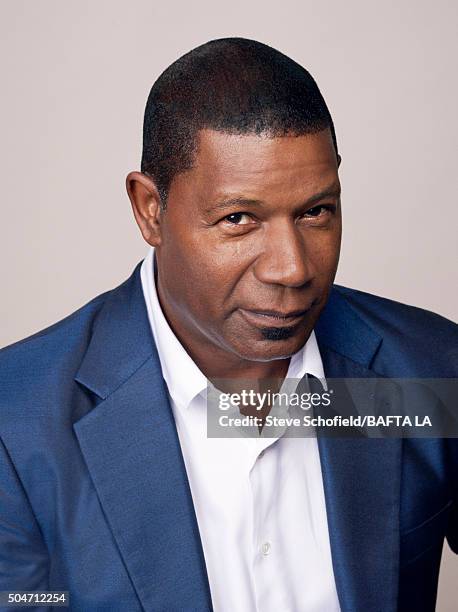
{"left": 141, "top": 37, "right": 338, "bottom": 207}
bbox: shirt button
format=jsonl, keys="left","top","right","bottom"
{"left": 261, "top": 541, "right": 271, "bottom": 556}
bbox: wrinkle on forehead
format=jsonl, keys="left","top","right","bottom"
{"left": 168, "top": 128, "right": 339, "bottom": 212}
{"left": 195, "top": 128, "right": 337, "bottom": 170}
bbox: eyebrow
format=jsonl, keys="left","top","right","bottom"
{"left": 205, "top": 182, "right": 341, "bottom": 214}
{"left": 204, "top": 196, "right": 263, "bottom": 214}
{"left": 305, "top": 183, "right": 341, "bottom": 206}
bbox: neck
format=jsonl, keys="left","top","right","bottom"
{"left": 191, "top": 347, "right": 291, "bottom": 382}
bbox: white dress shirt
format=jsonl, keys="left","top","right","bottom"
{"left": 140, "top": 247, "right": 341, "bottom": 612}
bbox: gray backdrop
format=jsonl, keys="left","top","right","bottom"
{"left": 1, "top": 0, "right": 457, "bottom": 608}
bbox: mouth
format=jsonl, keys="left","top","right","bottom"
{"left": 238, "top": 307, "right": 311, "bottom": 328}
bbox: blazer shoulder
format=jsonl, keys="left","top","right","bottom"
{"left": 0, "top": 289, "right": 110, "bottom": 357}
{"left": 334, "top": 285, "right": 457, "bottom": 332}
{"left": 0, "top": 287, "right": 112, "bottom": 419}
{"left": 333, "top": 284, "right": 458, "bottom": 376}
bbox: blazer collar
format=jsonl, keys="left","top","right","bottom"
{"left": 74, "top": 263, "right": 399, "bottom": 612}
{"left": 315, "top": 285, "right": 383, "bottom": 369}
{"left": 74, "top": 261, "right": 155, "bottom": 399}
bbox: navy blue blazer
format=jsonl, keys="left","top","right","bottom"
{"left": 0, "top": 261, "right": 457, "bottom": 612}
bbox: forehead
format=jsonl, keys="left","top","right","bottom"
{"left": 179, "top": 128, "right": 339, "bottom": 203}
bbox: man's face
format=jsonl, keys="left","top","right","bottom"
{"left": 155, "top": 128, "right": 341, "bottom": 363}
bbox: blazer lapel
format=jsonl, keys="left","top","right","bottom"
{"left": 315, "top": 288, "right": 402, "bottom": 612}
{"left": 73, "top": 263, "right": 212, "bottom": 611}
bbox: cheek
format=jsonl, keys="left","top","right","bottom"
{"left": 189, "top": 228, "right": 257, "bottom": 277}
{"left": 161, "top": 233, "right": 246, "bottom": 313}
{"left": 304, "top": 231, "right": 341, "bottom": 278}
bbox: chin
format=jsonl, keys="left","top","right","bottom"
{"left": 230, "top": 333, "right": 309, "bottom": 363}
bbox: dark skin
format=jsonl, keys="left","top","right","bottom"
{"left": 127, "top": 128, "right": 342, "bottom": 394}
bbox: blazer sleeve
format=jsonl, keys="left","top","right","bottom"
{"left": 0, "top": 434, "right": 50, "bottom": 609}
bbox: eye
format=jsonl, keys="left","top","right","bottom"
{"left": 223, "top": 212, "right": 252, "bottom": 225}
{"left": 304, "top": 205, "right": 332, "bottom": 218}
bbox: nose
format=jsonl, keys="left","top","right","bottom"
{"left": 253, "top": 220, "right": 313, "bottom": 288}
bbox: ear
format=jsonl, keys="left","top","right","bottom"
{"left": 126, "top": 171, "right": 163, "bottom": 247}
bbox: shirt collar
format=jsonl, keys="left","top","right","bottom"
{"left": 140, "top": 246, "right": 327, "bottom": 409}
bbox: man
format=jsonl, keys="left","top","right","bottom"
{"left": 0, "top": 37, "right": 457, "bottom": 612}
